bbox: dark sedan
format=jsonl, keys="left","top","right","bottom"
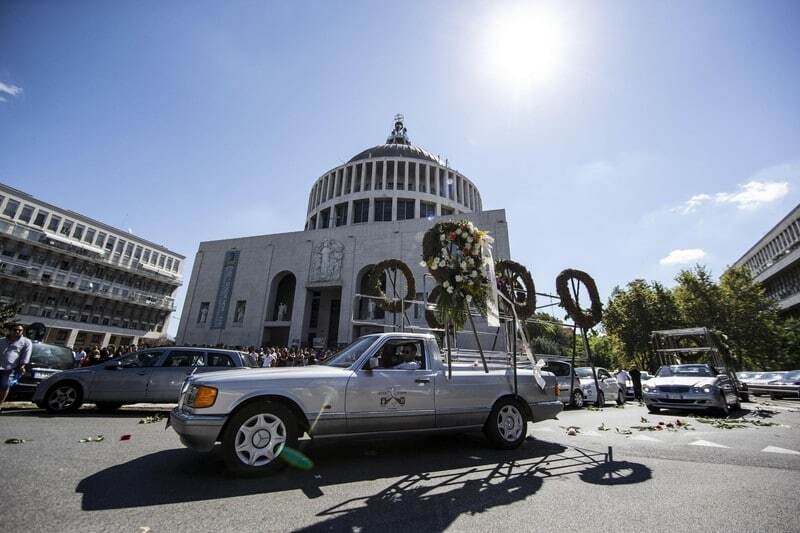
{"left": 8, "top": 342, "right": 75, "bottom": 401}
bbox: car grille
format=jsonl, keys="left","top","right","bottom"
{"left": 659, "top": 385, "right": 691, "bottom": 393}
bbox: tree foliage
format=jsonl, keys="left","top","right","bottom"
{"left": 603, "top": 264, "right": 798, "bottom": 371}
{"left": 0, "top": 302, "right": 19, "bottom": 331}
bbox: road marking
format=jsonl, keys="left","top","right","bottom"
{"left": 689, "top": 440, "right": 729, "bottom": 448}
{"left": 630, "top": 435, "right": 661, "bottom": 442}
{"left": 761, "top": 446, "right": 800, "bottom": 455}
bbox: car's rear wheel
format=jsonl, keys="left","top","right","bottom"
{"left": 95, "top": 402, "right": 123, "bottom": 412}
{"left": 595, "top": 391, "right": 605, "bottom": 408}
{"left": 484, "top": 398, "right": 527, "bottom": 450}
{"left": 570, "top": 389, "right": 584, "bottom": 409}
{"left": 222, "top": 401, "right": 298, "bottom": 476}
{"left": 44, "top": 382, "right": 83, "bottom": 413}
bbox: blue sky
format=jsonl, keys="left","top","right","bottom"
{"left": 1, "top": 0, "right": 799, "bottom": 335}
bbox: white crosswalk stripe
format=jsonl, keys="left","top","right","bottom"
{"left": 630, "top": 435, "right": 661, "bottom": 442}
{"left": 689, "top": 440, "right": 729, "bottom": 448}
{"left": 761, "top": 446, "right": 800, "bottom": 455}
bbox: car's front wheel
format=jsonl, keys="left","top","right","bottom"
{"left": 484, "top": 397, "right": 527, "bottom": 450}
{"left": 44, "top": 382, "right": 83, "bottom": 413}
{"left": 222, "top": 401, "right": 298, "bottom": 476}
{"left": 570, "top": 389, "right": 584, "bottom": 409}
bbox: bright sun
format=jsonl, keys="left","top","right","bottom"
{"left": 484, "top": 5, "right": 566, "bottom": 92}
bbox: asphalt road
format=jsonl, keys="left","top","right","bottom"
{"left": 2, "top": 399, "right": 799, "bottom": 533}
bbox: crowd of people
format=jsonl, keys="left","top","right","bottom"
{"left": 71, "top": 344, "right": 141, "bottom": 367}
{"left": 241, "top": 346, "right": 336, "bottom": 368}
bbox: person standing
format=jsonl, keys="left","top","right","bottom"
{"left": 1, "top": 324, "right": 33, "bottom": 409}
{"left": 630, "top": 367, "right": 643, "bottom": 403}
{"left": 261, "top": 349, "right": 277, "bottom": 368}
{"left": 615, "top": 367, "right": 631, "bottom": 403}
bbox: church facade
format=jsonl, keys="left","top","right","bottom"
{"left": 175, "top": 116, "right": 512, "bottom": 349}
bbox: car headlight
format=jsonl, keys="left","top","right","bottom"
{"left": 643, "top": 385, "right": 656, "bottom": 393}
{"left": 692, "top": 386, "right": 714, "bottom": 394}
{"left": 583, "top": 384, "right": 592, "bottom": 391}
{"left": 185, "top": 385, "right": 218, "bottom": 408}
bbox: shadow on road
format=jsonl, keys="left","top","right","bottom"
{"left": 76, "top": 432, "right": 651, "bottom": 522}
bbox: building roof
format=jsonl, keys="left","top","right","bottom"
{"left": 348, "top": 114, "right": 444, "bottom": 165}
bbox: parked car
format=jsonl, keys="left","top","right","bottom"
{"left": 572, "top": 367, "right": 624, "bottom": 407}
{"left": 8, "top": 341, "right": 75, "bottom": 401}
{"left": 643, "top": 364, "right": 741, "bottom": 415}
{"left": 541, "top": 359, "right": 583, "bottom": 407}
{"left": 170, "top": 332, "right": 563, "bottom": 475}
{"left": 744, "top": 372, "right": 787, "bottom": 395}
{"left": 32, "top": 347, "right": 257, "bottom": 413}
{"left": 621, "top": 371, "right": 652, "bottom": 400}
{"left": 747, "top": 370, "right": 800, "bottom": 399}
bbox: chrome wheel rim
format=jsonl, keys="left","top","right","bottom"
{"left": 48, "top": 386, "right": 77, "bottom": 411}
{"left": 497, "top": 404, "right": 524, "bottom": 442}
{"left": 234, "top": 413, "right": 287, "bottom": 467}
{"left": 573, "top": 391, "right": 583, "bottom": 408}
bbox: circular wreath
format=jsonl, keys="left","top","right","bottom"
{"left": 495, "top": 260, "right": 536, "bottom": 320}
{"left": 421, "top": 220, "right": 491, "bottom": 330}
{"left": 367, "top": 259, "right": 416, "bottom": 313}
{"left": 555, "top": 268, "right": 603, "bottom": 329}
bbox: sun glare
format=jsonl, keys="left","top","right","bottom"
{"left": 484, "top": 5, "right": 566, "bottom": 92}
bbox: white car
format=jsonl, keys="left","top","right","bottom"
{"left": 573, "top": 367, "right": 625, "bottom": 407}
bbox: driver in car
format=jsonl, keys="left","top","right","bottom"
{"left": 392, "top": 344, "right": 420, "bottom": 370}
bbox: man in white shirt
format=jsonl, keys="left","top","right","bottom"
{"left": 261, "top": 349, "right": 277, "bottom": 368}
{"left": 1, "top": 324, "right": 33, "bottom": 407}
{"left": 392, "top": 344, "right": 421, "bottom": 370}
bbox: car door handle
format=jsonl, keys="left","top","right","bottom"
{"left": 415, "top": 378, "right": 431, "bottom": 384}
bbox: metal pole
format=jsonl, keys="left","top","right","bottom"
{"left": 570, "top": 323, "right": 577, "bottom": 401}
{"left": 468, "top": 312, "right": 489, "bottom": 373}
{"left": 512, "top": 315, "right": 518, "bottom": 396}
{"left": 446, "top": 320, "right": 452, "bottom": 380}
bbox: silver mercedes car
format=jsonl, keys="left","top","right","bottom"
{"left": 32, "top": 346, "right": 256, "bottom": 413}
{"left": 643, "top": 364, "right": 741, "bottom": 416}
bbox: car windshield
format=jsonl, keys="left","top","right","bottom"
{"left": 574, "top": 368, "right": 595, "bottom": 378}
{"left": 656, "top": 365, "right": 714, "bottom": 377}
{"left": 30, "top": 343, "right": 75, "bottom": 370}
{"left": 240, "top": 352, "right": 260, "bottom": 368}
{"left": 783, "top": 370, "right": 800, "bottom": 381}
{"left": 323, "top": 336, "right": 379, "bottom": 368}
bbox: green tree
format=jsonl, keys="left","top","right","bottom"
{"left": 674, "top": 265, "right": 723, "bottom": 328}
{"left": 526, "top": 312, "right": 575, "bottom": 356}
{"left": 603, "top": 279, "right": 680, "bottom": 371}
{"left": 0, "top": 302, "right": 19, "bottom": 331}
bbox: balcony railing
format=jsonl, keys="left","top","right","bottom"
{"left": 0, "top": 258, "right": 176, "bottom": 311}
{"left": 0, "top": 219, "right": 182, "bottom": 286}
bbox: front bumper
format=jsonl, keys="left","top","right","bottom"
{"left": 644, "top": 391, "right": 724, "bottom": 411}
{"left": 170, "top": 407, "right": 228, "bottom": 452}
{"left": 530, "top": 400, "right": 563, "bottom": 422}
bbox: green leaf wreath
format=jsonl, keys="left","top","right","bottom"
{"left": 421, "top": 220, "right": 492, "bottom": 330}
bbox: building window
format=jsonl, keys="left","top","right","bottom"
{"left": 47, "top": 215, "right": 61, "bottom": 232}
{"left": 375, "top": 161, "right": 384, "bottom": 189}
{"left": 420, "top": 201, "right": 436, "bottom": 218}
{"left": 85, "top": 228, "right": 96, "bottom": 244}
{"left": 233, "top": 300, "right": 246, "bottom": 323}
{"left": 441, "top": 206, "right": 454, "bottom": 216}
{"left": 33, "top": 210, "right": 48, "bottom": 227}
{"left": 335, "top": 203, "right": 348, "bottom": 227}
{"left": 397, "top": 161, "right": 405, "bottom": 190}
{"left": 336, "top": 168, "right": 343, "bottom": 197}
{"left": 345, "top": 165, "right": 353, "bottom": 194}
{"left": 320, "top": 207, "right": 331, "bottom": 229}
{"left": 73, "top": 224, "right": 85, "bottom": 240}
{"left": 143, "top": 249, "right": 151, "bottom": 263}
{"left": 354, "top": 164, "right": 362, "bottom": 192}
{"left": 158, "top": 255, "right": 166, "bottom": 268}
{"left": 374, "top": 198, "right": 392, "bottom": 222}
{"left": 386, "top": 161, "right": 395, "bottom": 190}
{"left": 309, "top": 215, "right": 317, "bottom": 229}
{"left": 419, "top": 165, "right": 427, "bottom": 193}
{"left": 353, "top": 199, "right": 369, "bottom": 224}
{"left": 60, "top": 219, "right": 73, "bottom": 236}
{"left": 2, "top": 199, "right": 20, "bottom": 218}
{"left": 166, "top": 257, "right": 173, "bottom": 270}
{"left": 408, "top": 163, "right": 416, "bottom": 191}
{"left": 173, "top": 259, "right": 180, "bottom": 272}
{"left": 364, "top": 162, "right": 372, "bottom": 191}
{"left": 19, "top": 205, "right": 34, "bottom": 223}
{"left": 397, "top": 199, "right": 415, "bottom": 220}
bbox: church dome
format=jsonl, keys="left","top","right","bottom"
{"left": 305, "top": 114, "right": 483, "bottom": 231}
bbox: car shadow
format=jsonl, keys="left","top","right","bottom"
{"left": 76, "top": 433, "right": 649, "bottom": 514}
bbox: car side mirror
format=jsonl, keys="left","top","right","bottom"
{"left": 367, "top": 357, "right": 380, "bottom": 370}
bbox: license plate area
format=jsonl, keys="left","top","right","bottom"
{"left": 666, "top": 393, "right": 683, "bottom": 400}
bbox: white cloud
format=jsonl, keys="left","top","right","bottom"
{"left": 674, "top": 180, "right": 790, "bottom": 214}
{"left": 659, "top": 248, "right": 706, "bottom": 265}
{"left": 0, "top": 81, "right": 22, "bottom": 101}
